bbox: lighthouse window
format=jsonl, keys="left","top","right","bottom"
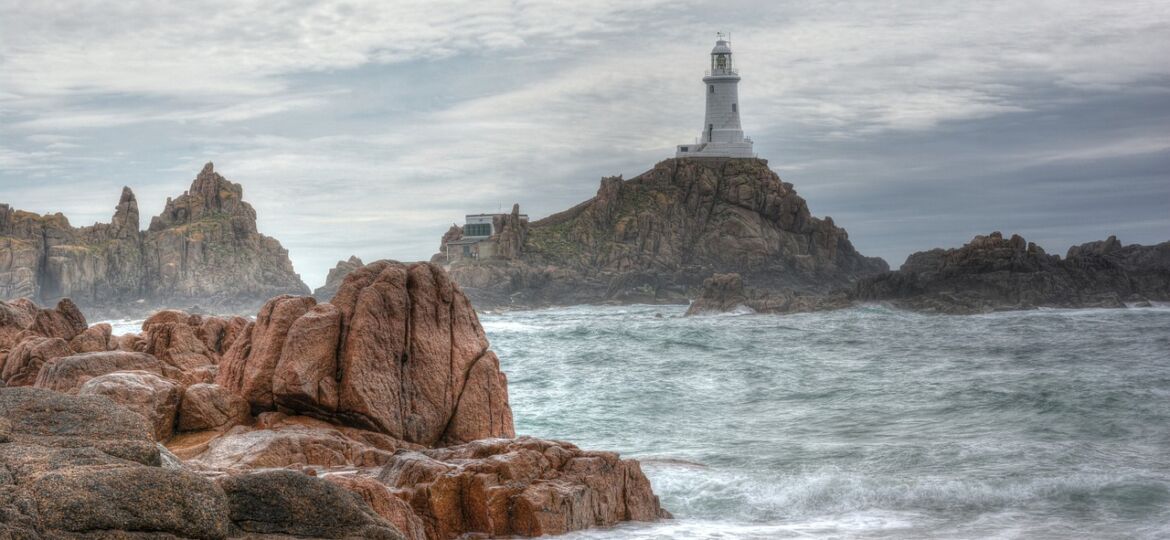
{"left": 732, "top": 103, "right": 737, "bottom": 112}
{"left": 709, "top": 85, "right": 714, "bottom": 93}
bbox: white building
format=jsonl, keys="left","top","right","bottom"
{"left": 445, "top": 212, "right": 529, "bottom": 262}
{"left": 676, "top": 34, "right": 755, "bottom": 158}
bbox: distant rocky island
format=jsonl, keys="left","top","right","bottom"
{"left": 426, "top": 157, "right": 888, "bottom": 309}
{"left": 305, "top": 156, "right": 1169, "bottom": 316}
{"left": 688, "top": 232, "right": 1170, "bottom": 315}
{"left": 7, "top": 159, "right": 1166, "bottom": 321}
{"left": 0, "top": 260, "right": 667, "bottom": 538}
{"left": 0, "top": 163, "right": 309, "bottom": 318}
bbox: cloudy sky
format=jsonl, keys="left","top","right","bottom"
{"left": 2, "top": 0, "right": 1168, "bottom": 287}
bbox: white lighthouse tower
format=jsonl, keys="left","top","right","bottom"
{"left": 676, "top": 34, "right": 754, "bottom": 158}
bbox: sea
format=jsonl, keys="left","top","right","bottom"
{"left": 107, "top": 304, "right": 1170, "bottom": 539}
{"left": 484, "top": 304, "right": 1170, "bottom": 539}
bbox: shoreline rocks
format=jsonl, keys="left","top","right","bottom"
{"left": 0, "top": 259, "right": 669, "bottom": 538}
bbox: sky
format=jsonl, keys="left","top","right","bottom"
{"left": 1, "top": 0, "right": 1168, "bottom": 288}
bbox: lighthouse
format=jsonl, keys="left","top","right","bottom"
{"left": 676, "top": 34, "right": 754, "bottom": 158}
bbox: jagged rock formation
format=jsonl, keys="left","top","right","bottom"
{"left": 312, "top": 255, "right": 364, "bottom": 299}
{"left": 0, "top": 163, "right": 309, "bottom": 317}
{"left": 0, "top": 260, "right": 668, "bottom": 538}
{"left": 855, "top": 232, "right": 1170, "bottom": 314}
{"left": 685, "top": 272, "right": 851, "bottom": 315}
{"left": 439, "top": 158, "right": 887, "bottom": 308}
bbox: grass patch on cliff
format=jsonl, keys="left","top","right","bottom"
{"left": 527, "top": 220, "right": 580, "bottom": 263}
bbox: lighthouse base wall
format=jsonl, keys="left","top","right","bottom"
{"left": 675, "top": 141, "right": 755, "bottom": 158}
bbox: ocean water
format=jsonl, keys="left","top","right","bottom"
{"left": 481, "top": 304, "right": 1170, "bottom": 539}
{"left": 104, "top": 305, "right": 1170, "bottom": 538}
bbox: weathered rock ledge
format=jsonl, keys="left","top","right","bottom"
{"left": 0, "top": 260, "right": 668, "bottom": 539}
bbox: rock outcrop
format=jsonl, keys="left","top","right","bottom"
{"left": 686, "top": 272, "right": 851, "bottom": 315}
{"left": 1, "top": 260, "right": 668, "bottom": 538}
{"left": 0, "top": 163, "right": 309, "bottom": 318}
{"left": 219, "top": 261, "right": 515, "bottom": 446}
{"left": 79, "top": 370, "right": 183, "bottom": 441}
{"left": 381, "top": 437, "right": 669, "bottom": 538}
{"left": 0, "top": 387, "right": 232, "bottom": 538}
{"left": 438, "top": 158, "right": 887, "bottom": 309}
{"left": 217, "top": 469, "right": 406, "bottom": 539}
{"left": 313, "top": 255, "right": 364, "bottom": 299}
{"left": 855, "top": 233, "right": 1170, "bottom": 314}
{"left": 0, "top": 387, "right": 411, "bottom": 539}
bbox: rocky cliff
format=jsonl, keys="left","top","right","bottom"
{"left": 0, "top": 260, "right": 668, "bottom": 538}
{"left": 855, "top": 232, "right": 1170, "bottom": 314}
{"left": 0, "top": 187, "right": 143, "bottom": 308}
{"left": 442, "top": 158, "right": 888, "bottom": 308}
{"left": 0, "top": 163, "right": 309, "bottom": 317}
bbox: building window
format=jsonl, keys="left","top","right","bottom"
{"left": 732, "top": 103, "right": 737, "bottom": 112}
{"left": 680, "top": 146, "right": 688, "bottom": 152}
{"left": 464, "top": 223, "right": 492, "bottom": 237}
{"left": 709, "top": 85, "right": 714, "bottom": 94}
{"left": 708, "top": 124, "right": 713, "bottom": 142}
{"left": 462, "top": 245, "right": 471, "bottom": 256}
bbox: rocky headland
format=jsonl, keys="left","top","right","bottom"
{"left": 689, "top": 232, "right": 1170, "bottom": 315}
{"left": 434, "top": 158, "right": 888, "bottom": 309}
{"left": 0, "top": 163, "right": 309, "bottom": 319}
{"left": 0, "top": 260, "right": 668, "bottom": 539}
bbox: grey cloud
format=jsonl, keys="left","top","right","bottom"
{"left": 1, "top": 0, "right": 1167, "bottom": 287}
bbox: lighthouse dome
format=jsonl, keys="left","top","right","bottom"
{"left": 711, "top": 40, "right": 732, "bottom": 54}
